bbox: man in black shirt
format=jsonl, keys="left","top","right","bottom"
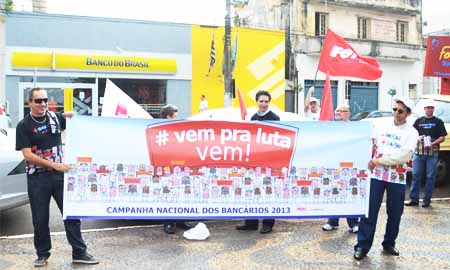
{"left": 236, "top": 90, "right": 280, "bottom": 234}
{"left": 16, "top": 88, "right": 98, "bottom": 267}
{"left": 405, "top": 99, "right": 447, "bottom": 208}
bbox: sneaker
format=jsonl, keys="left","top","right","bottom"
{"left": 72, "top": 252, "right": 99, "bottom": 265}
{"left": 350, "top": 225, "right": 359, "bottom": 233}
{"left": 422, "top": 202, "right": 431, "bottom": 208}
{"left": 404, "top": 200, "right": 419, "bottom": 206}
{"left": 183, "top": 222, "right": 210, "bottom": 240}
{"left": 33, "top": 257, "right": 48, "bottom": 267}
{"left": 322, "top": 223, "right": 338, "bottom": 231}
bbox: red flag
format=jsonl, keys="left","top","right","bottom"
{"left": 237, "top": 88, "right": 247, "bottom": 120}
{"left": 318, "top": 29, "right": 382, "bottom": 80}
{"left": 319, "top": 72, "right": 333, "bottom": 121}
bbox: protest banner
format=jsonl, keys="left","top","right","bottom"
{"left": 63, "top": 117, "right": 377, "bottom": 220}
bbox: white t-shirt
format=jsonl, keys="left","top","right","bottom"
{"left": 372, "top": 121, "right": 419, "bottom": 184}
{"left": 305, "top": 108, "right": 321, "bottom": 121}
{"left": 199, "top": 100, "right": 208, "bottom": 112}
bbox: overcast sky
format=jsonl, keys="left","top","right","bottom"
{"left": 14, "top": 0, "right": 450, "bottom": 34}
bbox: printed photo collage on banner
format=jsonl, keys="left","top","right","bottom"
{"left": 65, "top": 157, "right": 369, "bottom": 205}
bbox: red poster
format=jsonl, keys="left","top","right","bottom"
{"left": 145, "top": 121, "right": 298, "bottom": 169}
{"left": 424, "top": 36, "right": 450, "bottom": 78}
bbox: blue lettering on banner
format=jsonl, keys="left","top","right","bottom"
{"left": 107, "top": 207, "right": 154, "bottom": 214}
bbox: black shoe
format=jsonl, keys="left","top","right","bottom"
{"left": 353, "top": 247, "right": 367, "bottom": 260}
{"left": 422, "top": 202, "right": 431, "bottom": 208}
{"left": 260, "top": 225, "right": 273, "bottom": 234}
{"left": 33, "top": 257, "right": 48, "bottom": 267}
{"left": 236, "top": 224, "right": 258, "bottom": 231}
{"left": 176, "top": 222, "right": 194, "bottom": 230}
{"left": 72, "top": 252, "right": 99, "bottom": 265}
{"left": 404, "top": 200, "right": 419, "bottom": 206}
{"left": 164, "top": 224, "right": 175, "bottom": 234}
{"left": 383, "top": 246, "right": 400, "bottom": 256}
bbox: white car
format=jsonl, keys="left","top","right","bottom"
{"left": 0, "top": 116, "right": 28, "bottom": 211}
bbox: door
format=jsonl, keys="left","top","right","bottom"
{"left": 348, "top": 81, "right": 379, "bottom": 114}
{"left": 19, "top": 83, "right": 97, "bottom": 120}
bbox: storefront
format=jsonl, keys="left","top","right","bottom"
{"left": 4, "top": 12, "right": 192, "bottom": 124}
{"left": 3, "top": 12, "right": 286, "bottom": 125}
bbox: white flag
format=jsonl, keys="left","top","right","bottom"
{"left": 101, "top": 79, "right": 152, "bottom": 119}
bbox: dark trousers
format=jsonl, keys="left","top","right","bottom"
{"left": 327, "top": 217, "right": 359, "bottom": 228}
{"left": 244, "top": 219, "right": 275, "bottom": 228}
{"left": 356, "top": 178, "right": 405, "bottom": 252}
{"left": 27, "top": 171, "right": 87, "bottom": 258}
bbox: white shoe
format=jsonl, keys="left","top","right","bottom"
{"left": 322, "top": 223, "right": 338, "bottom": 231}
{"left": 183, "top": 222, "right": 210, "bottom": 240}
{"left": 350, "top": 225, "right": 359, "bottom": 233}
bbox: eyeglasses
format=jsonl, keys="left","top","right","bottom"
{"left": 33, "top": 98, "right": 48, "bottom": 104}
{"left": 392, "top": 108, "right": 405, "bottom": 114}
{"left": 335, "top": 110, "right": 349, "bottom": 113}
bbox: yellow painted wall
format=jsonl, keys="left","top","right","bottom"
{"left": 191, "top": 25, "right": 285, "bottom": 114}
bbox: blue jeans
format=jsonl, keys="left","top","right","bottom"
{"left": 410, "top": 154, "right": 438, "bottom": 204}
{"left": 355, "top": 178, "right": 405, "bottom": 252}
{"left": 327, "top": 217, "right": 359, "bottom": 228}
{"left": 27, "top": 171, "right": 87, "bottom": 258}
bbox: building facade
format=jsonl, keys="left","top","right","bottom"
{"left": 238, "top": 0, "right": 425, "bottom": 114}
{"left": 2, "top": 12, "right": 286, "bottom": 125}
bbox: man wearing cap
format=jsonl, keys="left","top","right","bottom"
{"left": 322, "top": 104, "right": 359, "bottom": 233}
{"left": 353, "top": 97, "right": 419, "bottom": 260}
{"left": 304, "top": 87, "right": 321, "bottom": 121}
{"left": 405, "top": 100, "right": 447, "bottom": 208}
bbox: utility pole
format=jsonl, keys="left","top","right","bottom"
{"left": 223, "top": 0, "right": 233, "bottom": 108}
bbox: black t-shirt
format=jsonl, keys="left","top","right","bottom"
{"left": 413, "top": 116, "right": 447, "bottom": 154}
{"left": 250, "top": 110, "right": 280, "bottom": 121}
{"left": 413, "top": 116, "right": 447, "bottom": 140}
{"left": 16, "top": 112, "right": 66, "bottom": 175}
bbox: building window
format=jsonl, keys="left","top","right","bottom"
{"left": 357, "top": 17, "right": 370, "bottom": 39}
{"left": 396, "top": 21, "right": 408, "bottom": 43}
{"left": 409, "top": 84, "right": 417, "bottom": 101}
{"left": 315, "top": 12, "right": 328, "bottom": 36}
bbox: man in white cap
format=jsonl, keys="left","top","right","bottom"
{"left": 354, "top": 97, "right": 418, "bottom": 260}
{"left": 304, "top": 86, "right": 321, "bottom": 121}
{"left": 405, "top": 99, "right": 447, "bottom": 208}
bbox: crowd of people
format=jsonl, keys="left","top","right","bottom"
{"left": 16, "top": 87, "right": 446, "bottom": 267}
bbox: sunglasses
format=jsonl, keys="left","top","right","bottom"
{"left": 33, "top": 98, "right": 48, "bottom": 104}
{"left": 392, "top": 108, "right": 406, "bottom": 114}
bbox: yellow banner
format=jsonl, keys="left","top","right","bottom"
{"left": 12, "top": 52, "right": 177, "bottom": 73}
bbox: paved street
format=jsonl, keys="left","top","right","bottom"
{"left": 1, "top": 200, "right": 450, "bottom": 270}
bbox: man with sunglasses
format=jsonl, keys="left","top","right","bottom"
{"left": 322, "top": 104, "right": 359, "bottom": 233}
{"left": 16, "top": 88, "right": 98, "bottom": 267}
{"left": 405, "top": 99, "right": 447, "bottom": 208}
{"left": 354, "top": 97, "right": 418, "bottom": 260}
{"left": 236, "top": 90, "right": 280, "bottom": 234}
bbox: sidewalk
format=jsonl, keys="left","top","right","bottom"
{"left": 1, "top": 201, "right": 450, "bottom": 270}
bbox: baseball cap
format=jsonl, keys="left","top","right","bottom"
{"left": 393, "top": 97, "right": 414, "bottom": 112}
{"left": 310, "top": 97, "right": 320, "bottom": 104}
{"left": 423, "top": 99, "right": 436, "bottom": 108}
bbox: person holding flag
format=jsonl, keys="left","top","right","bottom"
{"left": 304, "top": 86, "right": 321, "bottom": 121}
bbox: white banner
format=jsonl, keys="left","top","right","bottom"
{"left": 63, "top": 116, "right": 373, "bottom": 220}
